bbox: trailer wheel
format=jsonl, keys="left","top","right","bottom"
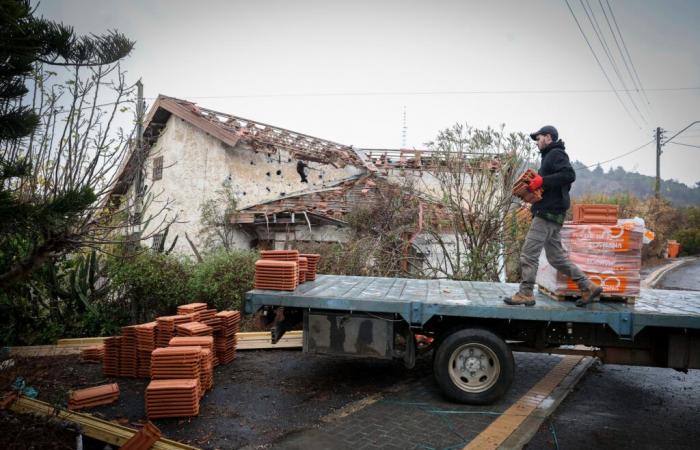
{"left": 433, "top": 328, "right": 514, "bottom": 404}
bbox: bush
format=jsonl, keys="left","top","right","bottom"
{"left": 190, "top": 249, "right": 258, "bottom": 311}
{"left": 108, "top": 251, "right": 194, "bottom": 323}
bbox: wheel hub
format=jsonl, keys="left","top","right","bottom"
{"left": 448, "top": 342, "right": 501, "bottom": 394}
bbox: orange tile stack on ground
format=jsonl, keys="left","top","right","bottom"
{"left": 299, "top": 253, "right": 320, "bottom": 280}
{"left": 214, "top": 310, "right": 241, "bottom": 365}
{"left": 200, "top": 309, "right": 221, "bottom": 333}
{"left": 150, "top": 346, "right": 201, "bottom": 380}
{"left": 135, "top": 322, "right": 157, "bottom": 378}
{"left": 67, "top": 383, "right": 119, "bottom": 410}
{"left": 199, "top": 348, "right": 214, "bottom": 391}
{"left": 80, "top": 345, "right": 104, "bottom": 363}
{"left": 177, "top": 302, "right": 208, "bottom": 321}
{"left": 120, "top": 421, "right": 161, "bottom": 450}
{"left": 119, "top": 326, "right": 138, "bottom": 378}
{"left": 169, "top": 336, "right": 218, "bottom": 368}
{"left": 512, "top": 169, "right": 543, "bottom": 204}
{"left": 103, "top": 337, "right": 121, "bottom": 377}
{"left": 155, "top": 313, "right": 196, "bottom": 348}
{"left": 572, "top": 204, "right": 619, "bottom": 224}
{"left": 176, "top": 322, "right": 213, "bottom": 337}
{"left": 254, "top": 260, "right": 299, "bottom": 290}
{"left": 145, "top": 379, "right": 200, "bottom": 419}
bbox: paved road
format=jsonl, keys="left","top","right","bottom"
{"left": 657, "top": 258, "right": 700, "bottom": 291}
{"left": 526, "top": 259, "right": 700, "bottom": 450}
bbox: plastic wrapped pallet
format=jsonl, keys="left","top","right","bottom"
{"left": 536, "top": 219, "right": 645, "bottom": 298}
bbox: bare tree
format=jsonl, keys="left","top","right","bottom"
{"left": 416, "top": 123, "right": 536, "bottom": 281}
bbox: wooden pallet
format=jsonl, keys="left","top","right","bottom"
{"left": 537, "top": 285, "right": 636, "bottom": 305}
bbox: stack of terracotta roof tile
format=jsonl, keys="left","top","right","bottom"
{"left": 119, "top": 326, "right": 138, "bottom": 378}
{"left": 169, "top": 336, "right": 218, "bottom": 369}
{"left": 67, "top": 383, "right": 119, "bottom": 410}
{"left": 103, "top": 337, "right": 121, "bottom": 377}
{"left": 298, "top": 257, "right": 308, "bottom": 283}
{"left": 299, "top": 253, "right": 320, "bottom": 280}
{"left": 135, "top": 322, "right": 157, "bottom": 378}
{"left": 150, "top": 347, "right": 201, "bottom": 380}
{"left": 512, "top": 169, "right": 543, "bottom": 204}
{"left": 572, "top": 204, "right": 619, "bottom": 224}
{"left": 120, "top": 421, "right": 161, "bottom": 450}
{"left": 198, "top": 348, "right": 214, "bottom": 391}
{"left": 214, "top": 310, "right": 241, "bottom": 364}
{"left": 155, "top": 313, "right": 196, "bottom": 347}
{"left": 199, "top": 308, "right": 219, "bottom": 329}
{"left": 177, "top": 302, "right": 208, "bottom": 321}
{"left": 80, "top": 345, "right": 104, "bottom": 363}
{"left": 260, "top": 249, "right": 300, "bottom": 283}
{"left": 254, "top": 260, "right": 298, "bottom": 291}
{"left": 145, "top": 379, "right": 200, "bottom": 419}
{"left": 176, "top": 321, "right": 213, "bottom": 337}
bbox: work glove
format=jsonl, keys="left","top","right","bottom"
{"left": 528, "top": 174, "right": 543, "bottom": 192}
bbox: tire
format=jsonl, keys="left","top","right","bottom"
{"left": 433, "top": 327, "right": 514, "bottom": 404}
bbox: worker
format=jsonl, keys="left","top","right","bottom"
{"left": 504, "top": 125, "right": 602, "bottom": 307}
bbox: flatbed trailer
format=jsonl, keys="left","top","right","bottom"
{"left": 245, "top": 274, "right": 700, "bottom": 404}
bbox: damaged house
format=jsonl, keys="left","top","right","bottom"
{"left": 110, "top": 95, "right": 502, "bottom": 273}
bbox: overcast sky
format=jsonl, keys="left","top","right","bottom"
{"left": 38, "top": 0, "right": 700, "bottom": 186}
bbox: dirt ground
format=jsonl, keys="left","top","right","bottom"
{"left": 0, "top": 410, "right": 78, "bottom": 450}
{"left": 1, "top": 350, "right": 433, "bottom": 449}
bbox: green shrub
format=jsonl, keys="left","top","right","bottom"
{"left": 108, "top": 251, "right": 194, "bottom": 323}
{"left": 189, "top": 249, "right": 258, "bottom": 311}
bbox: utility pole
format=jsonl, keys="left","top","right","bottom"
{"left": 133, "top": 79, "right": 146, "bottom": 238}
{"left": 655, "top": 120, "right": 699, "bottom": 199}
{"left": 655, "top": 127, "right": 662, "bottom": 199}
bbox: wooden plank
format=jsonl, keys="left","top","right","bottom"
{"left": 57, "top": 337, "right": 110, "bottom": 347}
{"left": 10, "top": 396, "right": 198, "bottom": 450}
{"left": 9, "top": 346, "right": 81, "bottom": 357}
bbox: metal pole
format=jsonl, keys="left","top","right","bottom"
{"left": 655, "top": 127, "right": 661, "bottom": 199}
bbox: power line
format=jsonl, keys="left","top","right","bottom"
{"left": 580, "top": 0, "right": 647, "bottom": 124}
{"left": 604, "top": 0, "right": 651, "bottom": 106}
{"left": 139, "top": 86, "right": 700, "bottom": 101}
{"left": 582, "top": 139, "right": 654, "bottom": 168}
{"left": 597, "top": 0, "right": 651, "bottom": 116}
{"left": 563, "top": 0, "right": 642, "bottom": 128}
{"left": 669, "top": 142, "right": 700, "bottom": 149}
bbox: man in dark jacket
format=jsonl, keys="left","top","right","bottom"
{"left": 504, "top": 125, "right": 602, "bottom": 307}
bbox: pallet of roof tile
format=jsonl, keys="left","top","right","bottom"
{"left": 119, "top": 326, "right": 139, "bottom": 378}
{"left": 177, "top": 302, "right": 208, "bottom": 321}
{"left": 169, "top": 336, "right": 218, "bottom": 367}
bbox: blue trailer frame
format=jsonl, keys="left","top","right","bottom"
{"left": 245, "top": 274, "right": 700, "bottom": 403}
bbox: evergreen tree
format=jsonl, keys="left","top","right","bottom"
{"left": 0, "top": 0, "right": 135, "bottom": 288}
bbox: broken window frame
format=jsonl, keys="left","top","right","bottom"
{"left": 152, "top": 155, "right": 164, "bottom": 181}
{"left": 151, "top": 233, "right": 164, "bottom": 250}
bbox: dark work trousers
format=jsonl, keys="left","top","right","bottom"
{"left": 519, "top": 216, "right": 592, "bottom": 295}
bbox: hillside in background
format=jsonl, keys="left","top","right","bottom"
{"left": 571, "top": 162, "right": 700, "bottom": 206}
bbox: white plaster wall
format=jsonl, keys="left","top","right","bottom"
{"left": 139, "top": 116, "right": 362, "bottom": 256}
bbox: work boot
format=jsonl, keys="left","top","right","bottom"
{"left": 576, "top": 285, "right": 603, "bottom": 307}
{"left": 503, "top": 291, "right": 536, "bottom": 307}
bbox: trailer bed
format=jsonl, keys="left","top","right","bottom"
{"left": 245, "top": 274, "right": 700, "bottom": 339}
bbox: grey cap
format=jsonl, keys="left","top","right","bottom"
{"left": 530, "top": 125, "right": 558, "bottom": 141}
